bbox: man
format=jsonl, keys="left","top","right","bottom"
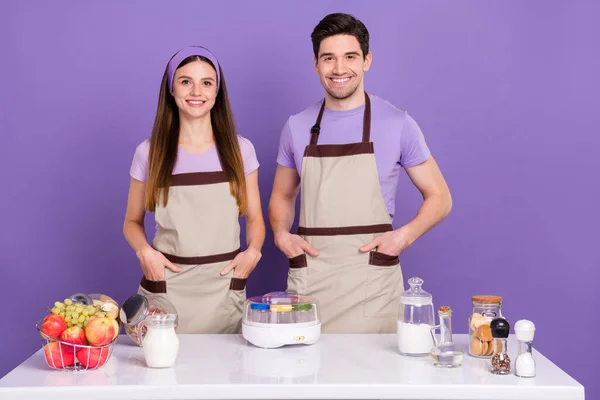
{"left": 268, "top": 13, "right": 452, "bottom": 333}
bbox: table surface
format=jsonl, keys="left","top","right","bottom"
{"left": 0, "top": 333, "right": 584, "bottom": 400}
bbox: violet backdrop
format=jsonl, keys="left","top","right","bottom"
{"left": 1, "top": 1, "right": 597, "bottom": 397}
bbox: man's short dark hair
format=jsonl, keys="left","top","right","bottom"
{"left": 311, "top": 13, "right": 370, "bottom": 59}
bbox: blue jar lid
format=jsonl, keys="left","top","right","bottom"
{"left": 250, "top": 303, "right": 270, "bottom": 310}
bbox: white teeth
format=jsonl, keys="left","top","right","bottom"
{"left": 188, "top": 101, "right": 204, "bottom": 105}
{"left": 332, "top": 78, "right": 350, "bottom": 83}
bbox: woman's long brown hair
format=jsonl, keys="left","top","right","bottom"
{"left": 145, "top": 56, "right": 247, "bottom": 214}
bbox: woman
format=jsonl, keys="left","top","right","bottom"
{"left": 123, "top": 46, "right": 265, "bottom": 334}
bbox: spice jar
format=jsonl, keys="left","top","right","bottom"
{"left": 468, "top": 295, "right": 503, "bottom": 358}
{"left": 120, "top": 294, "right": 178, "bottom": 347}
{"left": 490, "top": 317, "right": 511, "bottom": 375}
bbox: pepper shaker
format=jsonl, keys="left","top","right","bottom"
{"left": 490, "top": 317, "right": 511, "bottom": 375}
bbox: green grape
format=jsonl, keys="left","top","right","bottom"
{"left": 64, "top": 299, "right": 72, "bottom": 306}
{"left": 74, "top": 306, "right": 83, "bottom": 313}
{"left": 54, "top": 301, "right": 65, "bottom": 309}
{"left": 71, "top": 312, "right": 80, "bottom": 321}
{"left": 59, "top": 312, "right": 65, "bottom": 318}
{"left": 94, "top": 312, "right": 104, "bottom": 317}
{"left": 66, "top": 305, "right": 75, "bottom": 312}
{"left": 76, "top": 323, "right": 83, "bottom": 328}
{"left": 51, "top": 307, "right": 60, "bottom": 315}
{"left": 83, "top": 320, "right": 89, "bottom": 327}
{"left": 64, "top": 315, "right": 72, "bottom": 323}
{"left": 78, "top": 315, "right": 85, "bottom": 323}
{"left": 82, "top": 309, "right": 89, "bottom": 316}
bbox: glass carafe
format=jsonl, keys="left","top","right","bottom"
{"left": 142, "top": 313, "right": 179, "bottom": 368}
{"left": 397, "top": 277, "right": 435, "bottom": 356}
{"left": 430, "top": 306, "right": 464, "bottom": 368}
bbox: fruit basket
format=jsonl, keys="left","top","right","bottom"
{"left": 37, "top": 294, "right": 121, "bottom": 371}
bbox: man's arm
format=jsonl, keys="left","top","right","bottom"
{"left": 360, "top": 157, "right": 452, "bottom": 255}
{"left": 268, "top": 165, "right": 319, "bottom": 258}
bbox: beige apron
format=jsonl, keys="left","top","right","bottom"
{"left": 286, "top": 92, "right": 404, "bottom": 333}
{"left": 138, "top": 171, "right": 246, "bottom": 334}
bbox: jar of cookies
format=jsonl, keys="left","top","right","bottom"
{"left": 468, "top": 295, "right": 503, "bottom": 358}
{"left": 120, "top": 294, "right": 178, "bottom": 347}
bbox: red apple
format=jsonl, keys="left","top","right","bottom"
{"left": 85, "top": 317, "right": 115, "bottom": 346}
{"left": 44, "top": 341, "right": 75, "bottom": 368}
{"left": 40, "top": 314, "right": 67, "bottom": 340}
{"left": 110, "top": 319, "right": 120, "bottom": 340}
{"left": 76, "top": 345, "right": 110, "bottom": 368}
{"left": 60, "top": 326, "right": 86, "bottom": 345}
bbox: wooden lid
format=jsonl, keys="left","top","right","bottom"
{"left": 438, "top": 306, "right": 451, "bottom": 314}
{"left": 472, "top": 295, "right": 502, "bottom": 303}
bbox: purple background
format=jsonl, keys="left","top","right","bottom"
{"left": 1, "top": 0, "right": 598, "bottom": 397}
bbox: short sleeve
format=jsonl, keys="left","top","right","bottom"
{"left": 275, "top": 119, "right": 296, "bottom": 169}
{"left": 238, "top": 136, "right": 260, "bottom": 176}
{"left": 129, "top": 139, "right": 150, "bottom": 182}
{"left": 399, "top": 114, "right": 431, "bottom": 168}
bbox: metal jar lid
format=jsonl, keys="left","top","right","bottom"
{"left": 120, "top": 294, "right": 149, "bottom": 326}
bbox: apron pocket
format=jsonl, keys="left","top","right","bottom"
{"left": 229, "top": 278, "right": 247, "bottom": 290}
{"left": 289, "top": 253, "right": 307, "bottom": 268}
{"left": 368, "top": 251, "right": 400, "bottom": 267}
{"left": 226, "top": 282, "right": 246, "bottom": 334}
{"left": 140, "top": 276, "right": 167, "bottom": 294}
{"left": 364, "top": 264, "right": 402, "bottom": 318}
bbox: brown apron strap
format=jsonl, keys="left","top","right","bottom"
{"left": 310, "top": 92, "right": 371, "bottom": 145}
{"left": 160, "top": 247, "right": 241, "bottom": 265}
{"left": 310, "top": 100, "right": 326, "bottom": 145}
{"left": 362, "top": 92, "right": 371, "bottom": 143}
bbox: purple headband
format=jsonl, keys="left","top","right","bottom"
{"left": 167, "top": 46, "right": 221, "bottom": 94}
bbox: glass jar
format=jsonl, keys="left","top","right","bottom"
{"left": 397, "top": 277, "right": 435, "bottom": 356}
{"left": 468, "top": 295, "right": 503, "bottom": 358}
{"left": 120, "top": 294, "right": 178, "bottom": 347}
{"left": 143, "top": 313, "right": 179, "bottom": 368}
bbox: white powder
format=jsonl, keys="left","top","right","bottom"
{"left": 397, "top": 321, "right": 434, "bottom": 355}
{"left": 515, "top": 353, "right": 536, "bottom": 377}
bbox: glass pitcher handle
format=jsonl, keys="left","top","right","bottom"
{"left": 138, "top": 320, "right": 148, "bottom": 347}
{"left": 430, "top": 324, "right": 441, "bottom": 347}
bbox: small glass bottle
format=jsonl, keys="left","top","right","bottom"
{"left": 514, "top": 319, "right": 536, "bottom": 378}
{"left": 430, "top": 306, "right": 464, "bottom": 368}
{"left": 490, "top": 317, "right": 511, "bottom": 375}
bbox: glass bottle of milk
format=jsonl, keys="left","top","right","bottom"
{"left": 397, "top": 277, "right": 435, "bottom": 356}
{"left": 143, "top": 313, "right": 179, "bottom": 368}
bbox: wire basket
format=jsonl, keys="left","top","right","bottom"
{"left": 36, "top": 318, "right": 118, "bottom": 371}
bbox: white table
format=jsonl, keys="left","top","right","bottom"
{"left": 0, "top": 334, "right": 584, "bottom": 400}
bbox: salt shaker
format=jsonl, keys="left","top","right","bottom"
{"left": 490, "top": 317, "right": 511, "bottom": 375}
{"left": 514, "top": 319, "right": 536, "bottom": 378}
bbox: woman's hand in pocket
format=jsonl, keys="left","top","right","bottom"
{"left": 136, "top": 245, "right": 181, "bottom": 281}
{"left": 220, "top": 247, "right": 262, "bottom": 279}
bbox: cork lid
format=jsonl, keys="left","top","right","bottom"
{"left": 438, "top": 306, "right": 452, "bottom": 315}
{"left": 472, "top": 295, "right": 502, "bottom": 304}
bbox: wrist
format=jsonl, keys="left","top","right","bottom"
{"left": 246, "top": 246, "right": 262, "bottom": 258}
{"left": 135, "top": 243, "right": 153, "bottom": 256}
{"left": 395, "top": 225, "right": 417, "bottom": 247}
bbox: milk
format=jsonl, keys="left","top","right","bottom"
{"left": 143, "top": 323, "right": 179, "bottom": 368}
{"left": 397, "top": 321, "right": 434, "bottom": 355}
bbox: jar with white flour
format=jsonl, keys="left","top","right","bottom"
{"left": 397, "top": 277, "right": 435, "bottom": 356}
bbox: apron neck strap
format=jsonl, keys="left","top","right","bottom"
{"left": 310, "top": 92, "right": 371, "bottom": 146}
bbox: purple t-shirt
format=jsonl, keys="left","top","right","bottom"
{"left": 276, "top": 94, "right": 431, "bottom": 219}
{"left": 130, "top": 135, "right": 259, "bottom": 182}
